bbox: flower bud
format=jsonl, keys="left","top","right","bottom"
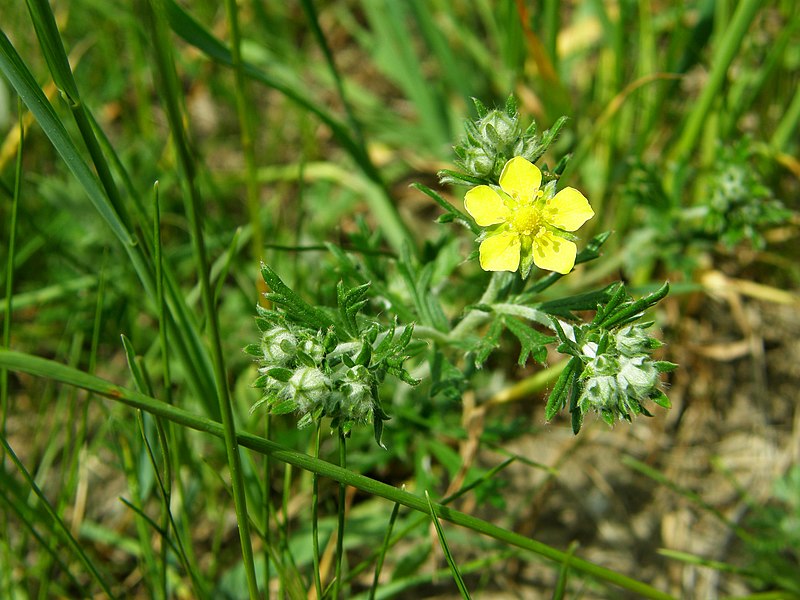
{"left": 287, "top": 367, "right": 330, "bottom": 413}
{"left": 299, "top": 336, "right": 325, "bottom": 364}
{"left": 616, "top": 356, "right": 659, "bottom": 398}
{"left": 261, "top": 326, "right": 297, "bottom": 366}
{"left": 479, "top": 110, "right": 519, "bottom": 146}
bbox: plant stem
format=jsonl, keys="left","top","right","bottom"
{"left": 311, "top": 422, "right": 323, "bottom": 599}
{"left": 144, "top": 0, "right": 259, "bottom": 596}
{"left": 450, "top": 271, "right": 508, "bottom": 340}
{"left": 222, "top": 0, "right": 265, "bottom": 272}
{"left": 334, "top": 427, "right": 347, "bottom": 599}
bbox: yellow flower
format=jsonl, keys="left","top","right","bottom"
{"left": 464, "top": 156, "right": 594, "bottom": 275}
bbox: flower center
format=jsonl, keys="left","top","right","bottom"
{"left": 510, "top": 205, "right": 540, "bottom": 236}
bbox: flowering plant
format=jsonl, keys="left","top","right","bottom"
{"left": 249, "top": 97, "right": 674, "bottom": 437}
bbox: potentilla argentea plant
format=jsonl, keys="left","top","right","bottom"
{"left": 249, "top": 96, "right": 675, "bottom": 439}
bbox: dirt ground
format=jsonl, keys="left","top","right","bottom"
{"left": 468, "top": 268, "right": 800, "bottom": 598}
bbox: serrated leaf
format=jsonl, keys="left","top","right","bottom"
{"left": 474, "top": 318, "right": 505, "bottom": 367}
{"left": 503, "top": 317, "right": 555, "bottom": 366}
{"left": 537, "top": 285, "right": 616, "bottom": 319}
{"left": 261, "top": 263, "right": 337, "bottom": 332}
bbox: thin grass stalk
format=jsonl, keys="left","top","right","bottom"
{"left": 425, "top": 490, "right": 471, "bottom": 599}
{"left": 263, "top": 415, "right": 272, "bottom": 599}
{"left": 143, "top": 0, "right": 259, "bottom": 596}
{"left": 300, "top": 0, "right": 364, "bottom": 147}
{"left": 349, "top": 459, "right": 516, "bottom": 586}
{"left": 334, "top": 427, "right": 347, "bottom": 599}
{"left": 1, "top": 100, "right": 22, "bottom": 442}
{"left": 0, "top": 485, "right": 85, "bottom": 594}
{"left": 0, "top": 98, "right": 23, "bottom": 600}
{"left": 552, "top": 541, "right": 579, "bottom": 600}
{"left": 223, "top": 0, "right": 265, "bottom": 273}
{"left": 771, "top": 83, "right": 800, "bottom": 152}
{"left": 0, "top": 349, "right": 678, "bottom": 600}
{"left": 312, "top": 422, "right": 324, "bottom": 599}
{"left": 0, "top": 435, "right": 116, "bottom": 598}
{"left": 670, "top": 0, "right": 762, "bottom": 162}
{"left": 24, "top": 0, "right": 133, "bottom": 232}
{"left": 119, "top": 433, "right": 161, "bottom": 599}
{"left": 163, "top": 0, "right": 416, "bottom": 256}
{"left": 542, "top": 0, "right": 559, "bottom": 71}
{"left": 367, "top": 499, "right": 401, "bottom": 600}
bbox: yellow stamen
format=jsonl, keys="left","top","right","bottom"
{"left": 510, "top": 205, "right": 540, "bottom": 236}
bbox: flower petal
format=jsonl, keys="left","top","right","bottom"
{"left": 499, "top": 156, "right": 541, "bottom": 203}
{"left": 464, "top": 185, "right": 510, "bottom": 226}
{"left": 545, "top": 187, "right": 594, "bottom": 231}
{"left": 532, "top": 231, "right": 577, "bottom": 274}
{"left": 479, "top": 230, "right": 521, "bottom": 272}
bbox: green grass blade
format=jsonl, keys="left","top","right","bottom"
{"left": 223, "top": 0, "right": 265, "bottom": 266}
{"left": 367, "top": 499, "right": 401, "bottom": 600}
{"left": 0, "top": 349, "right": 676, "bottom": 600}
{"left": 24, "top": 0, "right": 133, "bottom": 232}
{"left": 0, "top": 482, "right": 83, "bottom": 593}
{"left": 1, "top": 100, "right": 22, "bottom": 439}
{"left": 425, "top": 490, "right": 471, "bottom": 599}
{"left": 143, "top": 1, "right": 259, "bottom": 596}
{"left": 670, "top": 0, "right": 762, "bottom": 162}
{"left": 0, "top": 29, "right": 133, "bottom": 246}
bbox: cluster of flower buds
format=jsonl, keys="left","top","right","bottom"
{"left": 444, "top": 96, "right": 568, "bottom": 185}
{"left": 574, "top": 324, "right": 669, "bottom": 423}
{"left": 702, "top": 142, "right": 790, "bottom": 249}
{"left": 248, "top": 267, "right": 420, "bottom": 444}
{"left": 248, "top": 322, "right": 386, "bottom": 434}
{"left": 547, "top": 284, "right": 675, "bottom": 432}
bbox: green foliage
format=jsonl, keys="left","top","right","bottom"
{"left": 2, "top": 0, "right": 796, "bottom": 598}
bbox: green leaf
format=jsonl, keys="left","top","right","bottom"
{"left": 474, "top": 318, "right": 505, "bottom": 367}
{"left": 264, "top": 367, "right": 293, "bottom": 382}
{"left": 0, "top": 31, "right": 132, "bottom": 246}
{"left": 411, "top": 182, "right": 480, "bottom": 234}
{"left": 260, "top": 262, "right": 337, "bottom": 333}
{"left": 545, "top": 357, "right": 579, "bottom": 421}
{"left": 599, "top": 282, "right": 670, "bottom": 330}
{"left": 651, "top": 391, "right": 672, "bottom": 409}
{"left": 270, "top": 399, "right": 297, "bottom": 415}
{"left": 537, "top": 285, "right": 616, "bottom": 320}
{"left": 503, "top": 317, "right": 555, "bottom": 366}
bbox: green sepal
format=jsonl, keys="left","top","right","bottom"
{"left": 264, "top": 367, "right": 293, "bottom": 382}
{"left": 251, "top": 374, "right": 270, "bottom": 388}
{"left": 651, "top": 391, "right": 672, "bottom": 409}
{"left": 654, "top": 360, "right": 678, "bottom": 373}
{"left": 271, "top": 399, "right": 297, "bottom": 415}
{"left": 243, "top": 343, "right": 262, "bottom": 357}
{"left": 544, "top": 357, "right": 579, "bottom": 421}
